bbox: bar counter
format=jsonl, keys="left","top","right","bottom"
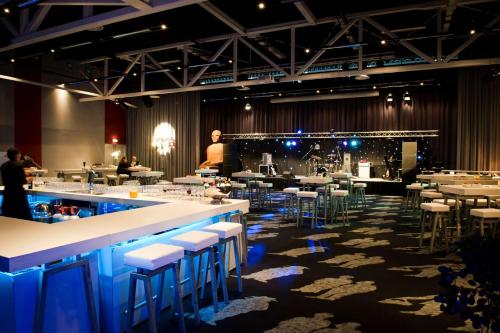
{"left": 0, "top": 189, "right": 249, "bottom": 333}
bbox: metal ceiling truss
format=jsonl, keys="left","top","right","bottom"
{"left": 223, "top": 130, "right": 440, "bottom": 140}
{"left": 1, "top": 0, "right": 499, "bottom": 100}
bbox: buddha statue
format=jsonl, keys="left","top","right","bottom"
{"left": 199, "top": 130, "right": 224, "bottom": 168}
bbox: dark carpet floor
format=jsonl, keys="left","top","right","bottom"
{"left": 136, "top": 194, "right": 472, "bottom": 333}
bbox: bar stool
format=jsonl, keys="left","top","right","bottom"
{"left": 118, "top": 174, "right": 130, "bottom": 185}
{"left": 169, "top": 230, "right": 225, "bottom": 326}
{"left": 352, "top": 183, "right": 367, "bottom": 209}
{"left": 330, "top": 190, "right": 349, "bottom": 225}
{"left": 230, "top": 182, "right": 247, "bottom": 199}
{"left": 420, "top": 191, "right": 443, "bottom": 203}
{"left": 470, "top": 208, "right": 500, "bottom": 238}
{"left": 71, "top": 175, "right": 82, "bottom": 182}
{"left": 282, "top": 187, "right": 300, "bottom": 219}
{"left": 419, "top": 203, "right": 450, "bottom": 253}
{"left": 124, "top": 244, "right": 186, "bottom": 333}
{"left": 465, "top": 198, "right": 488, "bottom": 208}
{"left": 296, "top": 191, "right": 319, "bottom": 229}
{"left": 34, "top": 258, "right": 98, "bottom": 333}
{"left": 106, "top": 175, "right": 117, "bottom": 186}
{"left": 257, "top": 182, "right": 273, "bottom": 208}
{"left": 405, "top": 183, "right": 425, "bottom": 210}
{"left": 247, "top": 180, "right": 262, "bottom": 207}
{"left": 202, "top": 222, "right": 243, "bottom": 295}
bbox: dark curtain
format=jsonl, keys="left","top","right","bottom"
{"left": 127, "top": 92, "right": 200, "bottom": 180}
{"left": 201, "top": 87, "right": 457, "bottom": 168}
{"left": 456, "top": 68, "right": 500, "bottom": 171}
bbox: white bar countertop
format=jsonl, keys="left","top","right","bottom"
{"left": 0, "top": 189, "right": 249, "bottom": 273}
{"left": 299, "top": 177, "right": 333, "bottom": 184}
{"left": 439, "top": 184, "right": 500, "bottom": 196}
{"left": 231, "top": 172, "right": 265, "bottom": 178}
{"left": 131, "top": 171, "right": 164, "bottom": 178}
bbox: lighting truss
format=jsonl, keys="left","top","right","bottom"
{"left": 223, "top": 130, "right": 439, "bottom": 140}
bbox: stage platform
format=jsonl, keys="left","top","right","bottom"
{"left": 258, "top": 176, "right": 406, "bottom": 196}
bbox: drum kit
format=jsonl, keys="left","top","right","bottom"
{"left": 305, "top": 152, "right": 343, "bottom": 176}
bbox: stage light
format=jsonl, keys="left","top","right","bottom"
{"left": 386, "top": 93, "right": 394, "bottom": 103}
{"left": 285, "top": 141, "right": 292, "bottom": 147}
{"left": 132, "top": 72, "right": 137, "bottom": 76}
{"left": 177, "top": 66, "right": 181, "bottom": 70}
{"left": 93, "top": 78, "right": 98, "bottom": 82}
{"left": 278, "top": 93, "right": 282, "bottom": 97}
{"left": 380, "top": 39, "right": 387, "bottom": 45}
{"left": 305, "top": 48, "right": 310, "bottom": 54}
{"left": 258, "top": 2, "right": 265, "bottom": 10}
{"left": 160, "top": 24, "right": 167, "bottom": 30}
{"left": 342, "top": 140, "right": 348, "bottom": 147}
{"left": 469, "top": 29, "right": 476, "bottom": 35}
{"left": 291, "top": 141, "right": 297, "bottom": 146}
{"left": 203, "top": 99, "right": 206, "bottom": 102}
{"left": 329, "top": 89, "right": 333, "bottom": 93}
{"left": 420, "top": 82, "right": 424, "bottom": 86}
{"left": 3, "top": 8, "right": 10, "bottom": 14}
{"left": 403, "top": 91, "right": 411, "bottom": 101}
{"left": 244, "top": 102, "right": 252, "bottom": 111}
{"left": 372, "top": 85, "right": 377, "bottom": 89}
{"left": 229, "top": 59, "right": 233, "bottom": 64}
{"left": 10, "top": 58, "right": 15, "bottom": 63}
{"left": 50, "top": 49, "right": 55, "bottom": 53}
{"left": 417, "top": 155, "right": 423, "bottom": 160}
{"left": 297, "top": 130, "right": 302, "bottom": 134}
{"left": 316, "top": 89, "right": 320, "bottom": 94}
{"left": 350, "top": 139, "right": 360, "bottom": 148}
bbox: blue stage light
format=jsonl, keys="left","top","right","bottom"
{"left": 285, "top": 141, "right": 292, "bottom": 147}
{"left": 350, "top": 139, "right": 358, "bottom": 147}
{"left": 342, "top": 140, "right": 348, "bottom": 147}
{"left": 291, "top": 141, "right": 297, "bottom": 146}
{"left": 297, "top": 130, "right": 302, "bottom": 134}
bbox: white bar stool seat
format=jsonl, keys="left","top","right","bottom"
{"left": 330, "top": 190, "right": 349, "bottom": 225}
{"left": 353, "top": 183, "right": 367, "bottom": 188}
{"left": 465, "top": 199, "right": 488, "bottom": 207}
{"left": 124, "top": 244, "right": 184, "bottom": 270}
{"left": 420, "top": 202, "right": 450, "bottom": 212}
{"left": 170, "top": 231, "right": 219, "bottom": 252}
{"left": 297, "top": 191, "right": 318, "bottom": 198}
{"left": 433, "top": 198, "right": 461, "bottom": 207}
{"left": 296, "top": 191, "right": 319, "bottom": 228}
{"left": 283, "top": 187, "right": 300, "bottom": 219}
{"left": 470, "top": 208, "right": 500, "bottom": 238}
{"left": 419, "top": 203, "right": 450, "bottom": 253}
{"left": 283, "top": 187, "right": 300, "bottom": 194}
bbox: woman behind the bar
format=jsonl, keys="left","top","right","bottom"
{"left": 1, "top": 147, "right": 32, "bottom": 220}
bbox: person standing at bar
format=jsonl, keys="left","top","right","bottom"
{"left": 1, "top": 147, "right": 32, "bottom": 220}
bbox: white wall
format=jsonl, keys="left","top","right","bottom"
{"left": 41, "top": 88, "right": 105, "bottom": 176}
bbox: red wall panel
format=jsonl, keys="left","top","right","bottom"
{"left": 104, "top": 101, "right": 127, "bottom": 145}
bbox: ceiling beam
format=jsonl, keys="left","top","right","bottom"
{"left": 121, "top": 0, "right": 152, "bottom": 10}
{"left": 364, "top": 17, "right": 435, "bottom": 64}
{"left": 79, "top": 57, "right": 500, "bottom": 102}
{"left": 38, "top": 0, "right": 126, "bottom": 5}
{"left": 107, "top": 53, "right": 141, "bottom": 95}
{"left": 0, "top": 0, "right": 206, "bottom": 53}
{"left": 294, "top": 1, "right": 316, "bottom": 24}
{"left": 238, "top": 37, "right": 289, "bottom": 76}
{"left": 26, "top": 6, "right": 52, "bottom": 33}
{"left": 0, "top": 17, "right": 19, "bottom": 37}
{"left": 444, "top": 13, "right": 500, "bottom": 62}
{"left": 199, "top": 1, "right": 245, "bottom": 35}
{"left": 145, "top": 53, "right": 183, "bottom": 87}
{"left": 297, "top": 20, "right": 356, "bottom": 75}
{"left": 0, "top": 74, "right": 100, "bottom": 97}
{"left": 443, "top": 0, "right": 457, "bottom": 32}
{"left": 188, "top": 38, "right": 233, "bottom": 86}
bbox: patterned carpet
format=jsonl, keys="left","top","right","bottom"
{"left": 136, "top": 194, "right": 473, "bottom": 333}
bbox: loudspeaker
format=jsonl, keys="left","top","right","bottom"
{"left": 142, "top": 96, "right": 153, "bottom": 108}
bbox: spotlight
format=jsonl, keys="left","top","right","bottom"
{"left": 386, "top": 93, "right": 394, "bottom": 103}
{"left": 278, "top": 93, "right": 282, "bottom": 97}
{"left": 177, "top": 66, "right": 181, "bottom": 70}
{"left": 350, "top": 139, "right": 359, "bottom": 147}
{"left": 329, "top": 89, "right": 333, "bottom": 93}
{"left": 469, "top": 29, "right": 476, "bottom": 35}
{"left": 93, "top": 78, "right": 98, "bottom": 82}
{"left": 297, "top": 130, "right": 302, "bottom": 134}
{"left": 372, "top": 85, "right": 377, "bottom": 90}
{"left": 380, "top": 39, "right": 387, "bottom": 45}
{"left": 285, "top": 141, "right": 291, "bottom": 147}
{"left": 420, "top": 82, "right": 424, "bottom": 86}
{"left": 305, "top": 48, "right": 310, "bottom": 54}
{"left": 160, "top": 24, "right": 167, "bottom": 30}
{"left": 291, "top": 141, "right": 297, "bottom": 146}
{"left": 3, "top": 8, "right": 10, "bottom": 14}
{"left": 244, "top": 102, "right": 252, "bottom": 111}
{"left": 57, "top": 83, "right": 65, "bottom": 88}
{"left": 10, "top": 58, "right": 15, "bottom": 63}
{"left": 132, "top": 72, "right": 137, "bottom": 77}
{"left": 50, "top": 49, "right": 55, "bottom": 53}
{"left": 258, "top": 2, "right": 265, "bottom": 10}
{"left": 229, "top": 59, "right": 233, "bottom": 64}
{"left": 403, "top": 91, "right": 411, "bottom": 101}
{"left": 316, "top": 89, "right": 320, "bottom": 94}
{"left": 115, "top": 99, "right": 119, "bottom": 105}
{"left": 203, "top": 99, "right": 207, "bottom": 102}
{"left": 342, "top": 140, "right": 348, "bottom": 147}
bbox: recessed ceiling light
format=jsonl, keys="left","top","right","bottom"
{"left": 278, "top": 93, "right": 282, "bottom": 97}
{"left": 305, "top": 48, "right": 310, "bottom": 54}
{"left": 354, "top": 74, "right": 370, "bottom": 80}
{"left": 203, "top": 99, "right": 206, "bottom": 102}
{"left": 50, "top": 49, "right": 55, "bottom": 53}
{"left": 132, "top": 72, "right": 137, "bottom": 77}
{"left": 316, "top": 90, "right": 320, "bottom": 94}
{"left": 160, "top": 24, "right": 167, "bottom": 30}
{"left": 258, "top": 2, "right": 265, "bottom": 10}
{"left": 420, "top": 82, "right": 424, "bottom": 86}
{"left": 329, "top": 89, "right": 333, "bottom": 93}
{"left": 93, "top": 78, "right": 98, "bottom": 82}
{"left": 10, "top": 58, "right": 15, "bottom": 63}
{"left": 177, "top": 66, "right": 181, "bottom": 70}
{"left": 469, "top": 29, "right": 476, "bottom": 35}
{"left": 3, "top": 8, "right": 10, "bottom": 14}
{"left": 372, "top": 85, "right": 377, "bottom": 89}
{"left": 380, "top": 40, "right": 387, "bottom": 45}
{"left": 229, "top": 59, "right": 233, "bottom": 64}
